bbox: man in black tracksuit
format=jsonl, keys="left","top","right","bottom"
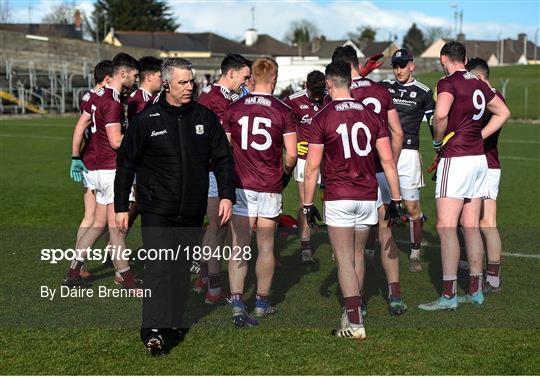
{"left": 114, "top": 58, "right": 235, "bottom": 356}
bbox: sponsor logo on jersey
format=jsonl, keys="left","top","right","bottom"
{"left": 245, "top": 96, "right": 272, "bottom": 107}
{"left": 149, "top": 112, "right": 160, "bottom": 117}
{"left": 301, "top": 114, "right": 312, "bottom": 124}
{"left": 335, "top": 101, "right": 363, "bottom": 111}
{"left": 195, "top": 124, "right": 205, "bottom": 135}
{"left": 151, "top": 129, "right": 167, "bottom": 137}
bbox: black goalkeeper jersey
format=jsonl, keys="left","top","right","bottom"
{"left": 381, "top": 78, "right": 436, "bottom": 150}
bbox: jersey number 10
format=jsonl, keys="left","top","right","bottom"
{"left": 336, "top": 122, "right": 372, "bottom": 159}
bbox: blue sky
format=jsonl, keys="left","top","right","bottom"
{"left": 6, "top": 0, "right": 540, "bottom": 44}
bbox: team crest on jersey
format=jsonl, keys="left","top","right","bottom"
{"left": 195, "top": 124, "right": 204, "bottom": 135}
{"left": 410, "top": 91, "right": 417, "bottom": 98}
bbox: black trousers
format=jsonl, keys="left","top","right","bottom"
{"left": 139, "top": 212, "right": 204, "bottom": 341}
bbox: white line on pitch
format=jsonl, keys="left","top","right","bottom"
{"left": 395, "top": 240, "right": 540, "bottom": 259}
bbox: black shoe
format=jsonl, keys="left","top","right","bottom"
{"left": 62, "top": 276, "right": 92, "bottom": 288}
{"left": 144, "top": 331, "right": 165, "bottom": 357}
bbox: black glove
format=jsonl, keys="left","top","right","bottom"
{"left": 385, "top": 199, "right": 402, "bottom": 227}
{"left": 282, "top": 171, "right": 292, "bottom": 189}
{"left": 303, "top": 204, "right": 322, "bottom": 232}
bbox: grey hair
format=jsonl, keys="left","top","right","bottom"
{"left": 161, "top": 58, "right": 193, "bottom": 82}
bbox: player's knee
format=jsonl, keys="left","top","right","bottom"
{"left": 480, "top": 217, "right": 496, "bottom": 229}
{"left": 405, "top": 202, "right": 421, "bottom": 218}
{"left": 461, "top": 217, "right": 480, "bottom": 228}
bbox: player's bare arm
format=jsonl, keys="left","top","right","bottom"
{"left": 105, "top": 123, "right": 123, "bottom": 150}
{"left": 387, "top": 108, "right": 403, "bottom": 164}
{"left": 433, "top": 92, "right": 454, "bottom": 141}
{"left": 303, "top": 143, "right": 323, "bottom": 205}
{"left": 482, "top": 96, "right": 511, "bottom": 139}
{"left": 283, "top": 132, "right": 298, "bottom": 175}
{"left": 376, "top": 136, "right": 401, "bottom": 201}
{"left": 71, "top": 112, "right": 92, "bottom": 157}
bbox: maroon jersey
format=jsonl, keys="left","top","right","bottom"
{"left": 78, "top": 88, "right": 104, "bottom": 170}
{"left": 310, "top": 99, "right": 389, "bottom": 201}
{"left": 93, "top": 87, "right": 125, "bottom": 170}
{"left": 483, "top": 90, "right": 505, "bottom": 169}
{"left": 350, "top": 77, "right": 395, "bottom": 173}
{"left": 127, "top": 88, "right": 154, "bottom": 122}
{"left": 283, "top": 90, "right": 327, "bottom": 160}
{"left": 223, "top": 93, "right": 296, "bottom": 193}
{"left": 437, "top": 70, "right": 496, "bottom": 158}
{"left": 198, "top": 84, "right": 238, "bottom": 125}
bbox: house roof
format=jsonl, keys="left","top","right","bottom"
{"left": 113, "top": 30, "right": 258, "bottom": 56}
{"left": 0, "top": 23, "right": 82, "bottom": 39}
{"left": 247, "top": 34, "right": 298, "bottom": 56}
{"left": 422, "top": 35, "right": 539, "bottom": 64}
{"left": 361, "top": 41, "right": 398, "bottom": 57}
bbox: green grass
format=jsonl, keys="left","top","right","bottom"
{"left": 0, "top": 116, "right": 539, "bottom": 375}
{"left": 416, "top": 65, "right": 540, "bottom": 120}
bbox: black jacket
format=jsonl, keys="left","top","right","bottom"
{"left": 114, "top": 94, "right": 236, "bottom": 217}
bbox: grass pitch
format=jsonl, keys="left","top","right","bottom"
{"left": 0, "top": 115, "right": 539, "bottom": 375}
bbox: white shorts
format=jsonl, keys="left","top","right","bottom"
{"left": 95, "top": 169, "right": 116, "bottom": 205}
{"left": 485, "top": 168, "right": 501, "bottom": 200}
{"left": 397, "top": 149, "right": 424, "bottom": 201}
{"left": 82, "top": 170, "right": 97, "bottom": 190}
{"left": 294, "top": 159, "right": 321, "bottom": 183}
{"left": 233, "top": 188, "right": 282, "bottom": 218}
{"left": 208, "top": 172, "right": 219, "bottom": 198}
{"left": 435, "top": 155, "right": 488, "bottom": 199}
{"left": 324, "top": 200, "right": 378, "bottom": 229}
{"left": 130, "top": 174, "right": 136, "bottom": 202}
{"left": 95, "top": 169, "right": 135, "bottom": 205}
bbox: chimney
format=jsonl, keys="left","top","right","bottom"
{"left": 74, "top": 9, "right": 81, "bottom": 31}
{"left": 518, "top": 33, "right": 527, "bottom": 56}
{"left": 245, "top": 28, "right": 258, "bottom": 47}
{"left": 457, "top": 33, "right": 465, "bottom": 42}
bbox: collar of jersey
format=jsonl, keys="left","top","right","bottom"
{"left": 104, "top": 85, "right": 121, "bottom": 95}
{"left": 334, "top": 97, "right": 354, "bottom": 101}
{"left": 250, "top": 92, "right": 271, "bottom": 96}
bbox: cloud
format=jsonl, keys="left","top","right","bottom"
{"left": 168, "top": 0, "right": 537, "bottom": 43}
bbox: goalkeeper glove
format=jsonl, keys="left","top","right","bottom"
{"left": 303, "top": 204, "right": 322, "bottom": 232}
{"left": 385, "top": 199, "right": 403, "bottom": 227}
{"left": 359, "top": 54, "right": 384, "bottom": 77}
{"left": 70, "top": 157, "right": 88, "bottom": 183}
{"left": 297, "top": 141, "right": 308, "bottom": 156}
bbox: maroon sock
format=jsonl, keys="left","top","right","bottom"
{"left": 388, "top": 282, "right": 401, "bottom": 300}
{"left": 344, "top": 296, "right": 362, "bottom": 325}
{"left": 442, "top": 275, "right": 457, "bottom": 299}
{"left": 487, "top": 262, "right": 501, "bottom": 278}
{"left": 469, "top": 274, "right": 482, "bottom": 295}
{"left": 231, "top": 292, "right": 243, "bottom": 302}
{"left": 120, "top": 269, "right": 135, "bottom": 288}
{"left": 301, "top": 239, "right": 311, "bottom": 252}
{"left": 68, "top": 260, "right": 84, "bottom": 280}
{"left": 410, "top": 217, "right": 423, "bottom": 250}
{"left": 256, "top": 292, "right": 268, "bottom": 301}
{"left": 208, "top": 274, "right": 221, "bottom": 289}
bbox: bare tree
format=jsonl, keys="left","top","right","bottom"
{"left": 0, "top": 0, "right": 12, "bottom": 23}
{"left": 42, "top": 3, "right": 77, "bottom": 24}
{"left": 424, "top": 26, "right": 452, "bottom": 46}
